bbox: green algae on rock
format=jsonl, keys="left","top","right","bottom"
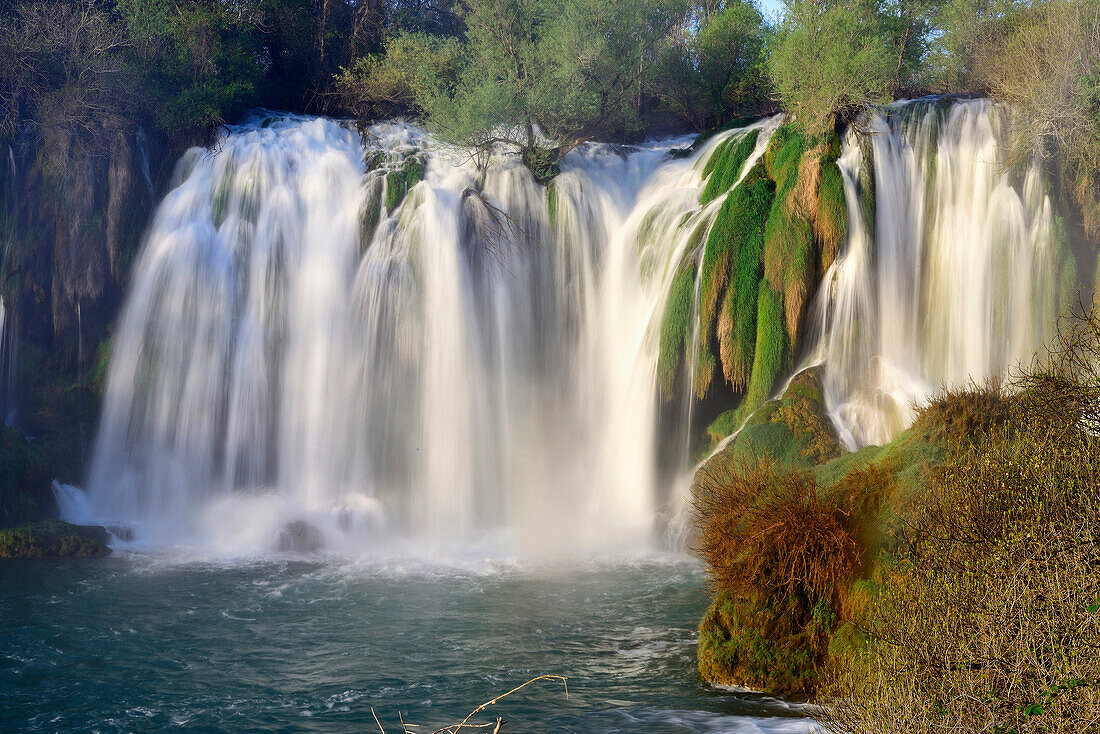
{"left": 0, "top": 520, "right": 111, "bottom": 559}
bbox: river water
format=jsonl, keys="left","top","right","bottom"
{"left": 2, "top": 554, "right": 815, "bottom": 733}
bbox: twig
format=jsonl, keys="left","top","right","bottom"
{"left": 372, "top": 706, "right": 387, "bottom": 734}
{"left": 433, "top": 675, "right": 568, "bottom": 734}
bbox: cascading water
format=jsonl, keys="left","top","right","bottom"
{"left": 804, "top": 98, "right": 1075, "bottom": 448}
{"left": 84, "top": 113, "right": 755, "bottom": 554}
{"left": 80, "top": 98, "right": 1076, "bottom": 554}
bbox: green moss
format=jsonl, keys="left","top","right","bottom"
{"left": 763, "top": 125, "right": 806, "bottom": 192}
{"left": 90, "top": 337, "right": 112, "bottom": 397}
{"left": 546, "top": 182, "right": 559, "bottom": 231}
{"left": 817, "top": 160, "right": 848, "bottom": 271}
{"left": 742, "top": 285, "right": 790, "bottom": 415}
{"left": 763, "top": 201, "right": 814, "bottom": 339}
{"left": 697, "top": 590, "right": 828, "bottom": 696}
{"left": 704, "top": 368, "right": 840, "bottom": 462}
{"left": 210, "top": 155, "right": 238, "bottom": 227}
{"left": 857, "top": 143, "right": 876, "bottom": 235}
{"left": 522, "top": 146, "right": 560, "bottom": 185}
{"left": 657, "top": 263, "right": 696, "bottom": 395}
{"left": 720, "top": 176, "right": 774, "bottom": 389}
{"left": 359, "top": 176, "right": 384, "bottom": 247}
{"left": 0, "top": 519, "right": 110, "bottom": 559}
{"left": 707, "top": 409, "right": 738, "bottom": 445}
{"left": 700, "top": 129, "right": 760, "bottom": 206}
{"left": 385, "top": 156, "right": 426, "bottom": 212}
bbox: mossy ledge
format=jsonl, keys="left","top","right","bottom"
{"left": 0, "top": 520, "right": 111, "bottom": 559}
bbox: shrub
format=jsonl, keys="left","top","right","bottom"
{"left": 824, "top": 308, "right": 1100, "bottom": 733}
{"left": 693, "top": 453, "right": 893, "bottom": 695}
{"left": 653, "top": 0, "right": 771, "bottom": 132}
{"left": 767, "top": 0, "right": 895, "bottom": 137}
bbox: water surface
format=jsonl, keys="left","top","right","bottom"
{"left": 3, "top": 554, "right": 814, "bottom": 733}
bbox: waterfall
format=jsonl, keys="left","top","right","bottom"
{"left": 805, "top": 98, "right": 1073, "bottom": 448}
{"left": 83, "top": 98, "right": 1077, "bottom": 553}
{"left": 85, "top": 113, "right": 746, "bottom": 553}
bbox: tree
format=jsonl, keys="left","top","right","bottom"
{"left": 653, "top": 0, "right": 772, "bottom": 131}
{"left": 392, "top": 0, "right": 689, "bottom": 172}
{"left": 921, "top": 0, "right": 1028, "bottom": 92}
{"left": 333, "top": 32, "right": 465, "bottom": 120}
{"left": 767, "top": 0, "right": 895, "bottom": 136}
{"left": 972, "top": 0, "right": 1100, "bottom": 237}
{"left": 115, "top": 0, "right": 261, "bottom": 139}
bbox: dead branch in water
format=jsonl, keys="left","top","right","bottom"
{"left": 370, "top": 675, "right": 568, "bottom": 734}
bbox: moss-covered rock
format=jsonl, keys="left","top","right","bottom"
{"left": 698, "top": 589, "right": 835, "bottom": 697}
{"left": 658, "top": 263, "right": 697, "bottom": 394}
{"left": 385, "top": 155, "right": 426, "bottom": 212}
{"left": 694, "top": 384, "right": 1019, "bottom": 698}
{"left": 700, "top": 130, "right": 760, "bottom": 206}
{"left": 522, "top": 146, "right": 561, "bottom": 186}
{"left": 704, "top": 367, "right": 840, "bottom": 465}
{"left": 661, "top": 123, "right": 847, "bottom": 440}
{"left": 0, "top": 519, "right": 110, "bottom": 559}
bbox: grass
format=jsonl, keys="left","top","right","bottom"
{"left": 701, "top": 130, "right": 761, "bottom": 206}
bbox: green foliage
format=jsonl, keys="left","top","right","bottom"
{"left": 333, "top": 32, "right": 465, "bottom": 120}
{"left": 401, "top": 0, "right": 690, "bottom": 169}
{"left": 653, "top": 0, "right": 771, "bottom": 131}
{"left": 116, "top": 0, "right": 260, "bottom": 139}
{"left": 0, "top": 519, "right": 109, "bottom": 559}
{"left": 700, "top": 129, "right": 760, "bottom": 205}
{"left": 768, "top": 0, "right": 895, "bottom": 136}
{"left": 658, "top": 263, "right": 697, "bottom": 394}
{"left": 922, "top": 0, "right": 1029, "bottom": 92}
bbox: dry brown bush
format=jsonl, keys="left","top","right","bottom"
{"left": 693, "top": 457, "right": 873, "bottom": 610}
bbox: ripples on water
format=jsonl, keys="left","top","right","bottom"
{"left": 2, "top": 554, "right": 816, "bottom": 732}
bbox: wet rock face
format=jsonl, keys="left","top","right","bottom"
{"left": 274, "top": 520, "right": 324, "bottom": 553}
